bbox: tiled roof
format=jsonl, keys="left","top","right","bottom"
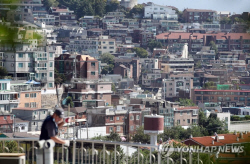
{"left": 12, "top": 108, "right": 39, "bottom": 111}
{"left": 183, "top": 133, "right": 250, "bottom": 146}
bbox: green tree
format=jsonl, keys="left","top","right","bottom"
{"left": 133, "top": 47, "right": 148, "bottom": 58}
{"left": 66, "top": 96, "right": 74, "bottom": 107}
{"left": 245, "top": 115, "right": 250, "bottom": 120}
{"left": 0, "top": 66, "right": 8, "bottom": 79}
{"left": 42, "top": 0, "right": 58, "bottom": 10}
{"left": 106, "top": 0, "right": 120, "bottom": 12}
{"left": 203, "top": 81, "right": 216, "bottom": 89}
{"left": 209, "top": 41, "right": 218, "bottom": 59}
{"left": 111, "top": 83, "right": 116, "bottom": 93}
{"left": 127, "top": 4, "right": 144, "bottom": 18}
{"left": 195, "top": 61, "right": 202, "bottom": 69}
{"left": 231, "top": 115, "right": 241, "bottom": 121}
{"left": 0, "top": 141, "right": 18, "bottom": 153}
{"left": 106, "top": 131, "right": 121, "bottom": 141}
{"left": 220, "top": 17, "right": 231, "bottom": 24}
{"left": 132, "top": 126, "right": 150, "bottom": 143}
{"left": 147, "top": 39, "right": 163, "bottom": 52}
{"left": 100, "top": 53, "right": 115, "bottom": 74}
{"left": 178, "top": 98, "right": 195, "bottom": 106}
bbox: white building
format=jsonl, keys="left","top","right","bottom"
{"left": 144, "top": 2, "right": 177, "bottom": 20}
{"left": 0, "top": 79, "right": 19, "bottom": 113}
{"left": 98, "top": 36, "right": 116, "bottom": 55}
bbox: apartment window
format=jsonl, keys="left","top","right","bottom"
{"left": 187, "top": 119, "right": 190, "bottom": 124}
{"left": 109, "top": 42, "right": 114, "bottom": 45}
{"left": 187, "top": 111, "right": 190, "bottom": 115}
{"left": 117, "top": 126, "right": 120, "bottom": 132}
{"left": 90, "top": 85, "right": 95, "bottom": 89}
{"left": 4, "top": 116, "right": 7, "bottom": 120}
{"left": 130, "top": 125, "right": 134, "bottom": 131}
{"left": 110, "top": 116, "right": 114, "bottom": 121}
{"left": 0, "top": 83, "right": 7, "bottom": 91}
{"left": 30, "top": 93, "right": 37, "bottom": 98}
{"left": 116, "top": 117, "right": 119, "bottom": 121}
{"left": 50, "top": 62, "right": 53, "bottom": 67}
{"left": 177, "top": 120, "right": 180, "bottom": 124}
{"left": 50, "top": 53, "right": 53, "bottom": 58}
{"left": 49, "top": 83, "right": 53, "bottom": 88}
{"left": 49, "top": 72, "right": 53, "bottom": 77}
{"left": 180, "top": 111, "right": 183, "bottom": 116}
{"left": 192, "top": 119, "right": 197, "bottom": 124}
{"left": 30, "top": 102, "right": 36, "bottom": 108}
{"left": 103, "top": 46, "right": 107, "bottom": 49}
{"left": 91, "top": 62, "right": 95, "bottom": 66}
{"left": 18, "top": 53, "right": 23, "bottom": 58}
{"left": 91, "top": 94, "right": 95, "bottom": 99}
{"left": 193, "top": 110, "right": 198, "bottom": 115}
{"left": 33, "top": 122, "right": 36, "bottom": 125}
{"left": 130, "top": 115, "right": 134, "bottom": 120}
{"left": 25, "top": 93, "right": 29, "bottom": 98}
{"left": 25, "top": 103, "right": 29, "bottom": 107}
{"left": 18, "top": 63, "right": 23, "bottom": 68}
{"left": 28, "top": 63, "right": 32, "bottom": 67}
{"left": 136, "top": 115, "right": 139, "bottom": 120}
{"left": 43, "top": 111, "right": 46, "bottom": 114}
{"left": 109, "top": 127, "right": 113, "bottom": 132}
{"left": 91, "top": 72, "right": 95, "bottom": 75}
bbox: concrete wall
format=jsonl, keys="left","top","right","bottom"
{"left": 77, "top": 126, "right": 107, "bottom": 139}
{"left": 229, "top": 121, "right": 250, "bottom": 132}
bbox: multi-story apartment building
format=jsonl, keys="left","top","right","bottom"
{"left": 67, "top": 79, "right": 113, "bottom": 107}
{"left": 55, "top": 54, "right": 99, "bottom": 80}
{"left": 193, "top": 47, "right": 216, "bottom": 65}
{"left": 18, "top": 90, "right": 42, "bottom": 108}
{"left": 144, "top": 2, "right": 177, "bottom": 20}
{"left": 114, "top": 57, "right": 141, "bottom": 83}
{"left": 156, "top": 32, "right": 250, "bottom": 53}
{"left": 0, "top": 0, "right": 43, "bottom": 23}
{"left": 98, "top": 36, "right": 116, "bottom": 55}
{"left": 12, "top": 108, "right": 51, "bottom": 131}
{"left": 159, "top": 20, "right": 179, "bottom": 32}
{"left": 183, "top": 9, "right": 217, "bottom": 23}
{"left": 160, "top": 58, "right": 194, "bottom": 73}
{"left": 79, "top": 16, "right": 101, "bottom": 30}
{"left": 0, "top": 112, "right": 14, "bottom": 133}
{"left": 174, "top": 106, "right": 199, "bottom": 128}
{"left": 162, "top": 73, "right": 193, "bottom": 100}
{"left": 140, "top": 58, "right": 159, "bottom": 72}
{"left": 48, "top": 7, "right": 76, "bottom": 26}
{"left": 142, "top": 69, "right": 162, "bottom": 88}
{"left": 191, "top": 89, "right": 250, "bottom": 107}
{"left": 0, "top": 79, "right": 19, "bottom": 113}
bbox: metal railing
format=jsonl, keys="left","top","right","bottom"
{"left": 0, "top": 138, "right": 214, "bottom": 164}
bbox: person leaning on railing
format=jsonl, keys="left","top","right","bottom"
{"left": 39, "top": 108, "right": 69, "bottom": 146}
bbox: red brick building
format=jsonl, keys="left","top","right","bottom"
{"left": 55, "top": 54, "right": 99, "bottom": 80}
{"left": 183, "top": 9, "right": 217, "bottom": 23}
{"left": 105, "top": 110, "right": 127, "bottom": 136}
{"left": 0, "top": 112, "right": 14, "bottom": 133}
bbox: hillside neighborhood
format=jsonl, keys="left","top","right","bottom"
{"left": 0, "top": 0, "right": 250, "bottom": 163}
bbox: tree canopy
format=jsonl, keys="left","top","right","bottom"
{"left": 100, "top": 53, "right": 115, "bottom": 74}
{"left": 177, "top": 98, "right": 195, "bottom": 107}
{"left": 0, "top": 66, "right": 8, "bottom": 78}
{"left": 127, "top": 4, "right": 144, "bottom": 18}
{"left": 133, "top": 47, "right": 148, "bottom": 58}
{"left": 132, "top": 126, "right": 150, "bottom": 143}
{"left": 147, "top": 39, "right": 163, "bottom": 52}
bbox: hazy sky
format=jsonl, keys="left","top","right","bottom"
{"left": 138, "top": 0, "right": 250, "bottom": 14}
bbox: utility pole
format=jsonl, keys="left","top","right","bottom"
{"left": 67, "top": 103, "right": 70, "bottom": 139}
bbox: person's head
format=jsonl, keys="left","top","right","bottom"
{"left": 52, "top": 108, "right": 64, "bottom": 123}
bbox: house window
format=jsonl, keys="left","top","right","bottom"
{"left": 130, "top": 115, "right": 134, "bottom": 120}
{"left": 33, "top": 122, "right": 36, "bottom": 125}
{"left": 43, "top": 111, "right": 46, "bottom": 114}
{"left": 91, "top": 94, "right": 95, "bottom": 99}
{"left": 192, "top": 119, "right": 197, "bottom": 124}
{"left": 30, "top": 102, "right": 36, "bottom": 108}
{"left": 30, "top": 93, "right": 37, "bottom": 98}
{"left": 18, "top": 53, "right": 23, "bottom": 58}
{"left": 25, "top": 103, "right": 29, "bottom": 107}
{"left": 49, "top": 72, "right": 53, "bottom": 77}
{"left": 193, "top": 110, "right": 198, "bottom": 115}
{"left": 18, "top": 63, "right": 23, "bottom": 68}
{"left": 91, "top": 72, "right": 95, "bottom": 75}
{"left": 117, "top": 126, "right": 120, "bottom": 132}
{"left": 90, "top": 85, "right": 95, "bottom": 89}
{"left": 177, "top": 120, "right": 180, "bottom": 124}
{"left": 110, "top": 116, "right": 114, "bottom": 121}
{"left": 180, "top": 111, "right": 183, "bottom": 116}
{"left": 50, "top": 53, "right": 53, "bottom": 58}
{"left": 136, "top": 115, "right": 139, "bottom": 120}
{"left": 116, "top": 117, "right": 119, "bottom": 121}
{"left": 4, "top": 116, "right": 7, "bottom": 120}
{"left": 91, "top": 62, "right": 95, "bottom": 66}
{"left": 187, "top": 111, "right": 190, "bottom": 115}
{"left": 130, "top": 125, "right": 134, "bottom": 131}
{"left": 187, "top": 119, "right": 190, "bottom": 124}
{"left": 25, "top": 94, "right": 29, "bottom": 98}
{"left": 0, "top": 83, "right": 7, "bottom": 90}
{"left": 47, "top": 83, "right": 52, "bottom": 88}
{"left": 109, "top": 127, "right": 113, "bottom": 132}
{"left": 50, "top": 62, "right": 53, "bottom": 67}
